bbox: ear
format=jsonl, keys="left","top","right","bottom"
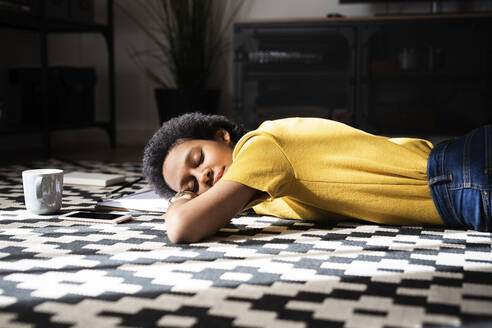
{"left": 214, "top": 128, "right": 232, "bottom": 144}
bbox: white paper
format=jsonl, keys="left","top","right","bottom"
{"left": 96, "top": 188, "right": 169, "bottom": 213}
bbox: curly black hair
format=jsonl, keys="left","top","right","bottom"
{"left": 143, "top": 112, "right": 247, "bottom": 198}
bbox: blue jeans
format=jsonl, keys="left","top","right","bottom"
{"left": 427, "top": 125, "right": 492, "bottom": 231}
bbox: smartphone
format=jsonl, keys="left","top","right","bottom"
{"left": 59, "top": 211, "right": 132, "bottom": 224}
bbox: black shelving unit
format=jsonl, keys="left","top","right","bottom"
{"left": 234, "top": 13, "right": 492, "bottom": 136}
{"left": 0, "top": 0, "right": 115, "bottom": 154}
{"left": 234, "top": 21, "right": 356, "bottom": 130}
{"left": 360, "top": 13, "right": 492, "bottom": 136}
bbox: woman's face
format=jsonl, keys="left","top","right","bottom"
{"left": 162, "top": 129, "right": 234, "bottom": 195}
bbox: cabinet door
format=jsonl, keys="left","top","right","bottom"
{"left": 234, "top": 24, "right": 356, "bottom": 129}
{"left": 360, "top": 18, "right": 492, "bottom": 135}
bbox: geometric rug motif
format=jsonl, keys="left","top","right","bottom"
{"left": 0, "top": 160, "right": 491, "bottom": 328}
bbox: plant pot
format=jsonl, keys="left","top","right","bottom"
{"left": 154, "top": 88, "right": 220, "bottom": 124}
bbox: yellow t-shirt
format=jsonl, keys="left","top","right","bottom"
{"left": 221, "top": 117, "right": 442, "bottom": 226}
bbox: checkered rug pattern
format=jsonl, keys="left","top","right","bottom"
{"left": 0, "top": 159, "right": 491, "bottom": 328}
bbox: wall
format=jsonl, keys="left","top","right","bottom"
{"left": 0, "top": 0, "right": 490, "bottom": 152}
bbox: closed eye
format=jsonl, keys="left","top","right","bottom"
{"left": 189, "top": 149, "right": 203, "bottom": 192}
{"left": 196, "top": 150, "right": 204, "bottom": 167}
{"left": 192, "top": 177, "right": 198, "bottom": 193}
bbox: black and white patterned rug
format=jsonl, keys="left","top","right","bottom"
{"left": 0, "top": 159, "right": 491, "bottom": 328}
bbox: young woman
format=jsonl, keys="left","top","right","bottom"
{"left": 143, "top": 112, "right": 491, "bottom": 243}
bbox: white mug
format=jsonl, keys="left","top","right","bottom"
{"left": 22, "top": 169, "right": 63, "bottom": 215}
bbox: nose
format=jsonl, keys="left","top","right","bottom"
{"left": 198, "top": 167, "right": 213, "bottom": 186}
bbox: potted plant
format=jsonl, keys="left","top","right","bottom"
{"left": 117, "top": 0, "right": 244, "bottom": 123}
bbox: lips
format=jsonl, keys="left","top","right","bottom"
{"left": 214, "top": 167, "right": 225, "bottom": 185}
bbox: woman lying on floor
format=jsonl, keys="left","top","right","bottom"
{"left": 143, "top": 112, "right": 491, "bottom": 243}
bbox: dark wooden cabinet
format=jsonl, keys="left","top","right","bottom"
{"left": 0, "top": 0, "right": 115, "bottom": 153}
{"left": 234, "top": 13, "right": 492, "bottom": 135}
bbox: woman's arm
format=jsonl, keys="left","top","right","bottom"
{"left": 164, "top": 180, "right": 260, "bottom": 243}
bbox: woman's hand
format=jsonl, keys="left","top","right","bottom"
{"left": 169, "top": 190, "right": 197, "bottom": 204}
{"left": 164, "top": 180, "right": 259, "bottom": 243}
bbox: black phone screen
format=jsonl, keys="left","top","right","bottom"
{"left": 64, "top": 211, "right": 123, "bottom": 220}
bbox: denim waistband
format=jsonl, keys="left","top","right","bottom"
{"left": 427, "top": 126, "right": 492, "bottom": 230}
{"left": 427, "top": 138, "right": 462, "bottom": 227}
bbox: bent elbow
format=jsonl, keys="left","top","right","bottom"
{"left": 167, "top": 230, "right": 188, "bottom": 244}
{"left": 167, "top": 226, "right": 193, "bottom": 244}
{"left": 164, "top": 212, "right": 201, "bottom": 244}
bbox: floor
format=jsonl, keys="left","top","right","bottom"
{"left": 1, "top": 159, "right": 491, "bottom": 328}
